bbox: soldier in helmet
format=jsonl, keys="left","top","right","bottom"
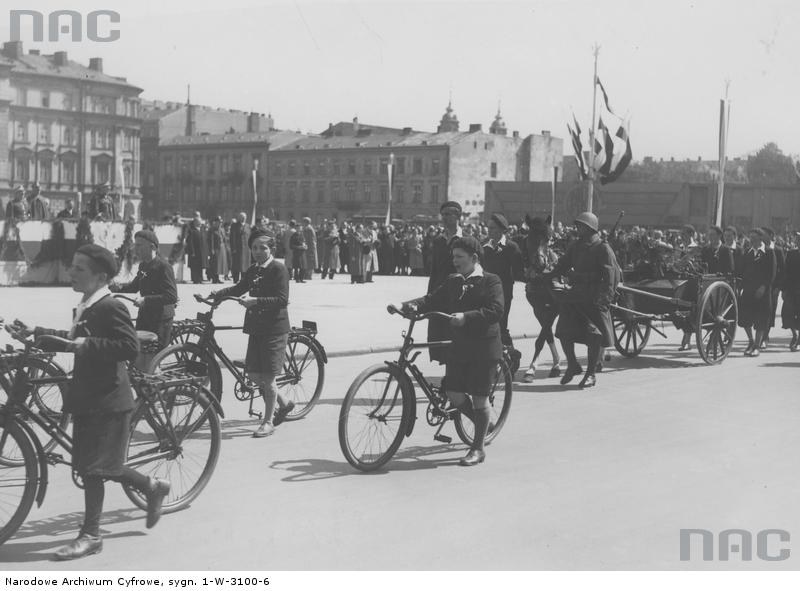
{"left": 546, "top": 212, "right": 619, "bottom": 388}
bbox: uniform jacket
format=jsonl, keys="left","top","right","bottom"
{"left": 215, "top": 259, "right": 290, "bottom": 336}
{"left": 407, "top": 269, "right": 504, "bottom": 362}
{"left": 35, "top": 295, "right": 138, "bottom": 415}
{"left": 700, "top": 244, "right": 735, "bottom": 275}
{"left": 551, "top": 234, "right": 619, "bottom": 307}
{"left": 740, "top": 247, "right": 776, "bottom": 296}
{"left": 111, "top": 256, "right": 178, "bottom": 333}
{"left": 483, "top": 236, "right": 524, "bottom": 303}
{"left": 783, "top": 250, "right": 800, "bottom": 296}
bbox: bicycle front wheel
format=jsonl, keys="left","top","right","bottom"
{"left": 147, "top": 343, "right": 223, "bottom": 402}
{"left": 453, "top": 359, "right": 513, "bottom": 447}
{"left": 338, "top": 365, "right": 410, "bottom": 472}
{"left": 279, "top": 334, "right": 325, "bottom": 421}
{"left": 124, "top": 383, "right": 221, "bottom": 514}
{"left": 0, "top": 420, "right": 39, "bottom": 545}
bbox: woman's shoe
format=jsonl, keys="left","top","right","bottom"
{"left": 790, "top": 336, "right": 798, "bottom": 352}
{"left": 743, "top": 345, "right": 754, "bottom": 357}
{"left": 548, "top": 365, "right": 561, "bottom": 378}
{"left": 459, "top": 449, "right": 486, "bottom": 467}
{"left": 523, "top": 368, "right": 535, "bottom": 383}
{"left": 253, "top": 421, "right": 275, "bottom": 438}
{"left": 560, "top": 364, "right": 583, "bottom": 385}
{"left": 273, "top": 401, "right": 296, "bottom": 426}
{"left": 678, "top": 343, "right": 690, "bottom": 352}
{"left": 53, "top": 534, "right": 103, "bottom": 561}
{"left": 578, "top": 374, "right": 597, "bottom": 389}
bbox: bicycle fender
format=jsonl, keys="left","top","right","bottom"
{"left": 13, "top": 418, "right": 49, "bottom": 507}
{"left": 384, "top": 361, "right": 417, "bottom": 438}
{"left": 312, "top": 340, "right": 328, "bottom": 364}
{"left": 197, "top": 387, "right": 225, "bottom": 418}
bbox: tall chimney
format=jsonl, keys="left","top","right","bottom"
{"left": 89, "top": 57, "right": 103, "bottom": 72}
{"left": 468, "top": 123, "right": 482, "bottom": 133}
{"left": 2, "top": 41, "right": 23, "bottom": 59}
{"left": 352, "top": 117, "right": 359, "bottom": 134}
{"left": 54, "top": 51, "right": 67, "bottom": 66}
{"left": 247, "top": 112, "right": 261, "bottom": 133}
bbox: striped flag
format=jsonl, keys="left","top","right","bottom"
{"left": 600, "top": 122, "right": 632, "bottom": 185}
{"left": 595, "top": 77, "right": 618, "bottom": 116}
{"left": 596, "top": 117, "right": 615, "bottom": 176}
{"left": 567, "top": 115, "right": 588, "bottom": 180}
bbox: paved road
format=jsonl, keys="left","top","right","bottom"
{"left": 1, "top": 276, "right": 798, "bottom": 569}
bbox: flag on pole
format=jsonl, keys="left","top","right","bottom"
{"left": 385, "top": 153, "right": 395, "bottom": 227}
{"left": 596, "top": 116, "right": 615, "bottom": 176}
{"left": 251, "top": 159, "right": 259, "bottom": 226}
{"left": 567, "top": 118, "right": 588, "bottom": 180}
{"left": 595, "top": 76, "right": 618, "bottom": 116}
{"left": 714, "top": 98, "right": 730, "bottom": 226}
{"left": 599, "top": 121, "right": 632, "bottom": 185}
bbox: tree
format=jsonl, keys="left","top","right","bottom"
{"left": 746, "top": 142, "right": 798, "bottom": 184}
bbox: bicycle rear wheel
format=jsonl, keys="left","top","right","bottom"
{"left": 0, "top": 420, "right": 39, "bottom": 545}
{"left": 147, "top": 343, "right": 223, "bottom": 402}
{"left": 338, "top": 364, "right": 410, "bottom": 472}
{"left": 124, "top": 383, "right": 221, "bottom": 514}
{"left": 453, "top": 359, "right": 513, "bottom": 447}
{"left": 279, "top": 334, "right": 325, "bottom": 421}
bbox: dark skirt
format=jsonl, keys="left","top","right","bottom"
{"left": 72, "top": 411, "right": 132, "bottom": 478}
{"left": 245, "top": 332, "right": 289, "bottom": 375}
{"left": 738, "top": 287, "right": 772, "bottom": 330}
{"left": 782, "top": 291, "right": 800, "bottom": 329}
{"left": 555, "top": 301, "right": 614, "bottom": 347}
{"left": 444, "top": 359, "right": 499, "bottom": 397}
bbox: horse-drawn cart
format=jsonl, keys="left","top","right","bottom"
{"left": 610, "top": 269, "right": 738, "bottom": 365}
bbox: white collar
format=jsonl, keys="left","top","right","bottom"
{"left": 445, "top": 226, "right": 462, "bottom": 240}
{"left": 754, "top": 244, "right": 765, "bottom": 254}
{"left": 78, "top": 286, "right": 111, "bottom": 311}
{"left": 496, "top": 234, "right": 507, "bottom": 247}
{"left": 464, "top": 263, "right": 484, "bottom": 279}
{"left": 258, "top": 255, "right": 274, "bottom": 269}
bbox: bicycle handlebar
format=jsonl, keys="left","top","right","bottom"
{"left": 387, "top": 305, "right": 454, "bottom": 321}
{"left": 194, "top": 293, "right": 241, "bottom": 307}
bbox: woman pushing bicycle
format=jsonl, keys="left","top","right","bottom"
{"left": 389, "top": 235, "right": 504, "bottom": 466}
{"left": 210, "top": 230, "right": 293, "bottom": 438}
{"left": 10, "top": 244, "right": 171, "bottom": 560}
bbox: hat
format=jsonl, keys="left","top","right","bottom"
{"left": 574, "top": 211, "right": 599, "bottom": 232}
{"left": 489, "top": 213, "right": 509, "bottom": 231}
{"left": 302, "top": 216, "right": 311, "bottom": 224}
{"left": 440, "top": 201, "right": 462, "bottom": 214}
{"left": 451, "top": 236, "right": 484, "bottom": 260}
{"left": 134, "top": 229, "right": 159, "bottom": 247}
{"left": 749, "top": 227, "right": 767, "bottom": 239}
{"left": 708, "top": 225, "right": 723, "bottom": 237}
{"left": 682, "top": 224, "right": 696, "bottom": 236}
{"left": 761, "top": 226, "right": 775, "bottom": 239}
{"left": 12, "top": 185, "right": 24, "bottom": 194}
{"left": 75, "top": 244, "right": 118, "bottom": 278}
{"left": 248, "top": 230, "right": 275, "bottom": 249}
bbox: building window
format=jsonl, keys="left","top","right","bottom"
{"left": 412, "top": 183, "right": 423, "bottom": 203}
{"left": 41, "top": 91, "right": 50, "bottom": 108}
{"left": 194, "top": 156, "right": 202, "bottom": 175}
{"left": 396, "top": 157, "right": 406, "bottom": 174}
{"left": 395, "top": 184, "right": 405, "bottom": 203}
{"left": 413, "top": 158, "right": 423, "bottom": 174}
{"left": 164, "top": 157, "right": 173, "bottom": 175}
{"left": 363, "top": 182, "right": 372, "bottom": 202}
{"left": 689, "top": 185, "right": 708, "bottom": 217}
{"left": 63, "top": 126, "right": 74, "bottom": 145}
{"left": 316, "top": 182, "right": 325, "bottom": 202}
{"left": 194, "top": 183, "right": 202, "bottom": 202}
{"left": 288, "top": 160, "right": 297, "bottom": 176}
{"left": 272, "top": 161, "right": 282, "bottom": 177}
{"left": 62, "top": 159, "right": 75, "bottom": 185}
{"left": 347, "top": 159, "right": 356, "bottom": 175}
{"left": 303, "top": 161, "right": 311, "bottom": 176}
{"left": 490, "top": 162, "right": 497, "bottom": 178}
{"left": 332, "top": 160, "right": 341, "bottom": 175}
{"left": 62, "top": 93, "right": 73, "bottom": 111}
{"left": 380, "top": 184, "right": 388, "bottom": 203}
{"left": 206, "top": 156, "right": 216, "bottom": 175}
{"left": 252, "top": 153, "right": 261, "bottom": 170}
{"left": 39, "top": 159, "right": 52, "bottom": 184}
{"left": 95, "top": 160, "right": 110, "bottom": 184}
{"left": 234, "top": 185, "right": 242, "bottom": 201}
{"left": 220, "top": 156, "right": 229, "bottom": 174}
{"left": 432, "top": 158, "right": 441, "bottom": 175}
{"left": 123, "top": 131, "right": 133, "bottom": 151}
{"left": 207, "top": 181, "right": 216, "bottom": 200}
{"left": 37, "top": 123, "right": 50, "bottom": 144}
{"left": 15, "top": 157, "right": 30, "bottom": 181}
{"left": 331, "top": 182, "right": 340, "bottom": 202}
{"left": 272, "top": 183, "right": 282, "bottom": 203}
{"left": 364, "top": 159, "right": 373, "bottom": 176}
{"left": 301, "top": 183, "right": 311, "bottom": 202}
{"left": 346, "top": 182, "right": 356, "bottom": 201}
{"left": 379, "top": 158, "right": 389, "bottom": 175}
{"left": 221, "top": 184, "right": 229, "bottom": 202}
{"left": 15, "top": 121, "right": 27, "bottom": 142}
{"left": 16, "top": 88, "right": 26, "bottom": 106}
{"left": 233, "top": 154, "right": 242, "bottom": 172}
{"left": 287, "top": 182, "right": 297, "bottom": 202}
{"left": 430, "top": 184, "right": 440, "bottom": 204}
{"left": 317, "top": 159, "right": 327, "bottom": 175}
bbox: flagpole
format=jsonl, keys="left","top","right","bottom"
{"left": 551, "top": 166, "right": 558, "bottom": 224}
{"left": 587, "top": 44, "right": 600, "bottom": 213}
{"left": 385, "top": 153, "right": 394, "bottom": 227}
{"left": 715, "top": 81, "right": 730, "bottom": 227}
{"left": 251, "top": 159, "right": 259, "bottom": 226}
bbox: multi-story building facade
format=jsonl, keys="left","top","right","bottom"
{"left": 0, "top": 41, "right": 143, "bottom": 215}
{"left": 149, "top": 104, "right": 563, "bottom": 223}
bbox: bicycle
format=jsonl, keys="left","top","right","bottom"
{"left": 149, "top": 294, "right": 327, "bottom": 422}
{"left": 0, "top": 324, "right": 222, "bottom": 546}
{"left": 337, "top": 307, "right": 513, "bottom": 472}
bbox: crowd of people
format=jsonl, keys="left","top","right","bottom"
{"left": 1, "top": 182, "right": 137, "bottom": 223}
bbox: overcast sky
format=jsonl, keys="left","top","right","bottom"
{"left": 4, "top": 0, "right": 799, "bottom": 160}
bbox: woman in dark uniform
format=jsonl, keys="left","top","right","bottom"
{"left": 211, "top": 231, "right": 293, "bottom": 437}
{"left": 13, "top": 245, "right": 170, "bottom": 560}
{"left": 781, "top": 239, "right": 800, "bottom": 351}
{"left": 391, "top": 236, "right": 504, "bottom": 466}
{"left": 738, "top": 228, "right": 776, "bottom": 356}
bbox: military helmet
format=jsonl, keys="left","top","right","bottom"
{"left": 574, "top": 211, "right": 599, "bottom": 232}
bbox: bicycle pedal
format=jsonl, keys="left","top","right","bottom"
{"left": 46, "top": 452, "right": 64, "bottom": 465}
{"left": 249, "top": 411, "right": 263, "bottom": 420}
{"left": 433, "top": 433, "right": 452, "bottom": 444}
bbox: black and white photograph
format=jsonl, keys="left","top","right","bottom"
{"left": 0, "top": 0, "right": 798, "bottom": 584}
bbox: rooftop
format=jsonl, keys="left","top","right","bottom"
{"left": 159, "top": 129, "right": 303, "bottom": 149}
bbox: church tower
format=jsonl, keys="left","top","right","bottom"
{"left": 437, "top": 99, "right": 459, "bottom": 133}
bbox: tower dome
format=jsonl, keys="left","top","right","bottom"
{"left": 489, "top": 108, "right": 507, "bottom": 136}
{"left": 437, "top": 100, "right": 459, "bottom": 133}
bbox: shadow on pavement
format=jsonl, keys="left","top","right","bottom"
{"left": 269, "top": 444, "right": 464, "bottom": 482}
{"left": 0, "top": 507, "right": 145, "bottom": 563}
{"left": 760, "top": 362, "right": 800, "bottom": 368}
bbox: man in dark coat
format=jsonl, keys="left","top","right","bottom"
{"left": 185, "top": 216, "right": 206, "bottom": 284}
{"left": 701, "top": 225, "right": 735, "bottom": 275}
{"left": 738, "top": 228, "right": 776, "bottom": 356}
{"left": 483, "top": 213, "right": 524, "bottom": 371}
{"left": 723, "top": 226, "right": 743, "bottom": 278}
{"left": 28, "top": 182, "right": 50, "bottom": 220}
{"left": 5, "top": 186, "right": 27, "bottom": 220}
{"left": 549, "top": 212, "right": 619, "bottom": 388}
{"left": 761, "top": 227, "right": 785, "bottom": 349}
{"left": 110, "top": 230, "right": 178, "bottom": 347}
{"left": 57, "top": 199, "right": 76, "bottom": 219}
{"left": 229, "top": 212, "right": 250, "bottom": 282}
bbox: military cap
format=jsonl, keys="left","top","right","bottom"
{"left": 76, "top": 244, "right": 118, "bottom": 278}
{"left": 440, "top": 201, "right": 462, "bottom": 214}
{"left": 134, "top": 229, "right": 159, "bottom": 247}
{"left": 574, "top": 211, "right": 599, "bottom": 232}
{"left": 489, "top": 213, "right": 509, "bottom": 231}
{"left": 302, "top": 216, "right": 312, "bottom": 224}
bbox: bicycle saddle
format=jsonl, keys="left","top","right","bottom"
{"left": 137, "top": 331, "right": 159, "bottom": 345}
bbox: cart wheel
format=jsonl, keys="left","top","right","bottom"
{"left": 695, "top": 281, "right": 738, "bottom": 365}
{"left": 612, "top": 315, "right": 651, "bottom": 357}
